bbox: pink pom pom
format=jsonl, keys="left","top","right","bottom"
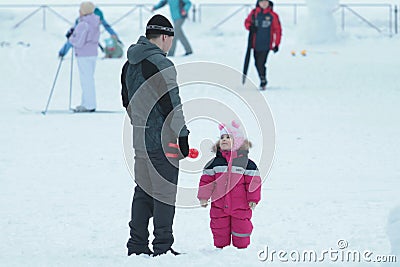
{"left": 231, "top": 120, "right": 240, "bottom": 129}
{"left": 218, "top": 123, "right": 225, "bottom": 130}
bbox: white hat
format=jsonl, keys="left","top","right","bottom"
{"left": 80, "top": 1, "right": 95, "bottom": 16}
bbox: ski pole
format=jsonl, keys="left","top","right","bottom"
{"left": 42, "top": 57, "right": 64, "bottom": 115}
{"left": 68, "top": 49, "right": 74, "bottom": 110}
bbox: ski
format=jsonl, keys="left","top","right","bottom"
{"left": 21, "top": 107, "right": 123, "bottom": 115}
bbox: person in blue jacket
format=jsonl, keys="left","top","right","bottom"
{"left": 152, "top": 0, "right": 193, "bottom": 56}
{"left": 58, "top": 7, "right": 120, "bottom": 57}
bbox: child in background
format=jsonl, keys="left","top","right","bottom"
{"left": 245, "top": 0, "right": 282, "bottom": 90}
{"left": 68, "top": 1, "right": 100, "bottom": 112}
{"left": 197, "top": 121, "right": 262, "bottom": 249}
{"left": 58, "top": 6, "right": 121, "bottom": 58}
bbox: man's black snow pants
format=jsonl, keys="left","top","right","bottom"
{"left": 127, "top": 149, "right": 179, "bottom": 255}
{"left": 254, "top": 50, "right": 270, "bottom": 86}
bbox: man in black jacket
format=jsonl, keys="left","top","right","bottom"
{"left": 121, "top": 14, "right": 190, "bottom": 257}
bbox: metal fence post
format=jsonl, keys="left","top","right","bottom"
{"left": 395, "top": 5, "right": 398, "bottom": 34}
{"left": 192, "top": 4, "right": 196, "bottom": 22}
{"left": 139, "top": 5, "right": 142, "bottom": 29}
{"left": 199, "top": 4, "right": 202, "bottom": 23}
{"left": 210, "top": 5, "right": 248, "bottom": 30}
{"left": 12, "top": 6, "right": 42, "bottom": 29}
{"left": 389, "top": 4, "right": 392, "bottom": 36}
{"left": 42, "top": 5, "right": 46, "bottom": 31}
{"left": 341, "top": 5, "right": 345, "bottom": 31}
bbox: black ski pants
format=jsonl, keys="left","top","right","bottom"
{"left": 127, "top": 149, "right": 179, "bottom": 255}
{"left": 254, "top": 50, "right": 270, "bottom": 84}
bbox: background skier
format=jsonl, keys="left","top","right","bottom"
{"left": 244, "top": 0, "right": 282, "bottom": 90}
{"left": 68, "top": 1, "right": 100, "bottom": 112}
{"left": 58, "top": 6, "right": 121, "bottom": 58}
{"left": 152, "top": 0, "right": 193, "bottom": 56}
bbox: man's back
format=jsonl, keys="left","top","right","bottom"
{"left": 121, "top": 36, "right": 188, "bottom": 152}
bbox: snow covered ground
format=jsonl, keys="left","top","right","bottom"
{"left": 1, "top": 1, "right": 400, "bottom": 266}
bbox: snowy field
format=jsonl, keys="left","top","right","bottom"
{"left": 1, "top": 1, "right": 400, "bottom": 266}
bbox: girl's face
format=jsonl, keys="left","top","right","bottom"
{"left": 259, "top": 0, "right": 269, "bottom": 9}
{"left": 219, "top": 134, "right": 233, "bottom": 151}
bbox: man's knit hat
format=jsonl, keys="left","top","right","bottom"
{"left": 219, "top": 121, "right": 245, "bottom": 151}
{"left": 256, "top": 0, "right": 274, "bottom": 9}
{"left": 80, "top": 1, "right": 95, "bottom": 16}
{"left": 146, "top": 14, "right": 174, "bottom": 36}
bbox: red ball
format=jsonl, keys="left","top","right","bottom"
{"left": 189, "top": 148, "right": 199, "bottom": 159}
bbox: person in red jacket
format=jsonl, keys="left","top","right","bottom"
{"left": 197, "top": 121, "right": 262, "bottom": 249}
{"left": 245, "top": 0, "right": 282, "bottom": 90}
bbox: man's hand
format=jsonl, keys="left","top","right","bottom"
{"left": 65, "top": 27, "right": 74, "bottom": 39}
{"left": 249, "top": 25, "right": 257, "bottom": 33}
{"left": 178, "top": 136, "right": 189, "bottom": 158}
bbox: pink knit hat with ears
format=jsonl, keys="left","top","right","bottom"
{"left": 219, "top": 120, "right": 245, "bottom": 151}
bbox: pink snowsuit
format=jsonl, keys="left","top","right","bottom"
{"left": 197, "top": 149, "right": 261, "bottom": 248}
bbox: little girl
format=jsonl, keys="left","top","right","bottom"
{"left": 197, "top": 121, "right": 262, "bottom": 249}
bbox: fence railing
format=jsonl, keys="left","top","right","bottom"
{"left": 338, "top": 4, "right": 394, "bottom": 35}
{"left": 196, "top": 3, "right": 398, "bottom": 36}
{"left": 0, "top": 3, "right": 153, "bottom": 30}
{"left": 0, "top": 3, "right": 398, "bottom": 36}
